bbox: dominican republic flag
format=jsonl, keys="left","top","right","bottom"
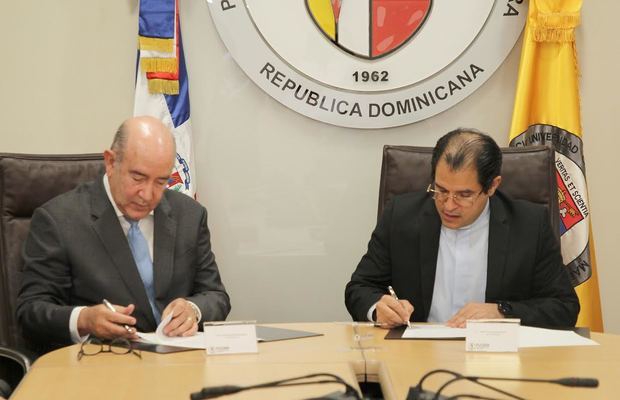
{"left": 134, "top": 0, "right": 195, "bottom": 197}
{"left": 509, "top": 0, "right": 602, "bottom": 330}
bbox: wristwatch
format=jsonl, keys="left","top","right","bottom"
{"left": 497, "top": 301, "right": 514, "bottom": 318}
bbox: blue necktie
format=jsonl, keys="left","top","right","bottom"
{"left": 126, "top": 219, "right": 161, "bottom": 324}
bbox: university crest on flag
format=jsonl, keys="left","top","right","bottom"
{"left": 306, "top": 0, "right": 432, "bottom": 59}
{"left": 508, "top": 0, "right": 603, "bottom": 330}
{"left": 556, "top": 164, "right": 585, "bottom": 234}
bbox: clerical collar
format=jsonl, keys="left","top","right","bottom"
{"left": 442, "top": 198, "right": 490, "bottom": 232}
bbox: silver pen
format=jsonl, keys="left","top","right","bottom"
{"left": 102, "top": 298, "right": 133, "bottom": 333}
{"left": 387, "top": 286, "right": 411, "bottom": 328}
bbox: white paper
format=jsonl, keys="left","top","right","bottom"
{"left": 137, "top": 331, "right": 207, "bottom": 349}
{"left": 518, "top": 326, "right": 598, "bottom": 348}
{"left": 155, "top": 312, "right": 174, "bottom": 341}
{"left": 400, "top": 324, "right": 599, "bottom": 348}
{"left": 401, "top": 324, "right": 466, "bottom": 339}
{"left": 137, "top": 312, "right": 207, "bottom": 349}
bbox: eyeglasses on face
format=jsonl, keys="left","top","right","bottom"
{"left": 77, "top": 337, "right": 142, "bottom": 361}
{"left": 426, "top": 184, "right": 483, "bottom": 207}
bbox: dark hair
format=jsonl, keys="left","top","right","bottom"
{"left": 110, "top": 121, "right": 128, "bottom": 163}
{"left": 431, "top": 128, "right": 502, "bottom": 192}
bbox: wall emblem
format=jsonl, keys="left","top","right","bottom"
{"left": 208, "top": 0, "right": 526, "bottom": 129}
{"left": 306, "top": 0, "right": 432, "bottom": 60}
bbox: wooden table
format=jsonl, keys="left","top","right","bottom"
{"left": 352, "top": 324, "right": 619, "bottom": 399}
{"left": 11, "top": 323, "right": 619, "bottom": 399}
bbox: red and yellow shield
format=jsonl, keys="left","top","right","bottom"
{"left": 306, "top": 0, "right": 432, "bottom": 59}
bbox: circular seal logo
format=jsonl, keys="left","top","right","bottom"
{"left": 306, "top": 0, "right": 432, "bottom": 60}
{"left": 208, "top": 0, "right": 526, "bottom": 129}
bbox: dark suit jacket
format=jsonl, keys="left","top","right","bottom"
{"left": 345, "top": 190, "right": 579, "bottom": 328}
{"left": 17, "top": 177, "right": 231, "bottom": 349}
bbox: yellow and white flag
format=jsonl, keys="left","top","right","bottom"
{"left": 509, "top": 0, "right": 602, "bottom": 331}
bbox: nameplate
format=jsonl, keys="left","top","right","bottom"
{"left": 465, "top": 319, "right": 520, "bottom": 352}
{"left": 203, "top": 321, "right": 258, "bottom": 355}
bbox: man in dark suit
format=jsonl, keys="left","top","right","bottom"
{"left": 345, "top": 128, "right": 579, "bottom": 329}
{"left": 17, "top": 116, "right": 230, "bottom": 349}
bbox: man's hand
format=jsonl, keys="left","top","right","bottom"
{"left": 161, "top": 298, "right": 198, "bottom": 337}
{"left": 446, "top": 303, "right": 503, "bottom": 328}
{"left": 77, "top": 303, "right": 138, "bottom": 339}
{"left": 376, "top": 295, "right": 414, "bottom": 329}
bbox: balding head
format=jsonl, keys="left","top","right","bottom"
{"left": 104, "top": 116, "right": 177, "bottom": 220}
{"left": 431, "top": 128, "right": 502, "bottom": 192}
{"left": 111, "top": 116, "right": 176, "bottom": 165}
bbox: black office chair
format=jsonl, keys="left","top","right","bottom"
{"left": 0, "top": 153, "right": 104, "bottom": 361}
{"left": 0, "top": 346, "right": 30, "bottom": 398}
{"left": 377, "top": 145, "right": 559, "bottom": 238}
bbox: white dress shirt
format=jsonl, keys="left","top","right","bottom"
{"left": 367, "top": 200, "right": 491, "bottom": 323}
{"left": 427, "top": 199, "right": 490, "bottom": 322}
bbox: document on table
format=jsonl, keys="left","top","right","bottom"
{"left": 137, "top": 313, "right": 207, "bottom": 349}
{"left": 401, "top": 324, "right": 466, "bottom": 339}
{"left": 395, "top": 324, "right": 599, "bottom": 348}
{"left": 137, "top": 315, "right": 323, "bottom": 349}
{"left": 519, "top": 326, "right": 598, "bottom": 348}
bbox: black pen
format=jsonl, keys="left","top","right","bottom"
{"left": 102, "top": 298, "right": 133, "bottom": 333}
{"left": 388, "top": 286, "right": 412, "bottom": 328}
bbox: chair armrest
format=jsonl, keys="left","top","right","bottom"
{"left": 0, "top": 346, "right": 32, "bottom": 373}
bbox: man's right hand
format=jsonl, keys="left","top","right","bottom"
{"left": 376, "top": 295, "right": 414, "bottom": 329}
{"left": 77, "top": 303, "right": 138, "bottom": 339}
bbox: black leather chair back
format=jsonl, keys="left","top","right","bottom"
{"left": 378, "top": 145, "right": 559, "bottom": 237}
{"left": 0, "top": 153, "right": 104, "bottom": 349}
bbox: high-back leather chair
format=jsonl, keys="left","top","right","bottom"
{"left": 378, "top": 145, "right": 559, "bottom": 238}
{"left": 0, "top": 153, "right": 104, "bottom": 351}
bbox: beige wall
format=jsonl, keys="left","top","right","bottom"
{"left": 578, "top": 3, "right": 620, "bottom": 333}
{"left": 1, "top": 1, "right": 618, "bottom": 332}
{"left": 0, "top": 1, "right": 136, "bottom": 153}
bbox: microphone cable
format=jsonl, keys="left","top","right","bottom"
{"left": 407, "top": 368, "right": 598, "bottom": 400}
{"left": 434, "top": 375, "right": 524, "bottom": 400}
{"left": 437, "top": 375, "right": 599, "bottom": 400}
{"left": 190, "top": 372, "right": 362, "bottom": 400}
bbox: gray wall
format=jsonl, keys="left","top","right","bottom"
{"left": 1, "top": 1, "right": 618, "bottom": 332}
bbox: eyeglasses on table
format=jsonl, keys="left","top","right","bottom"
{"left": 77, "top": 337, "right": 142, "bottom": 361}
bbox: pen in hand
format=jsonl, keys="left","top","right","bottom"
{"left": 387, "top": 286, "right": 412, "bottom": 328}
{"left": 102, "top": 298, "right": 134, "bottom": 334}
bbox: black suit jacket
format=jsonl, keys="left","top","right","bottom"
{"left": 345, "top": 190, "right": 579, "bottom": 328}
{"left": 17, "top": 177, "right": 231, "bottom": 349}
